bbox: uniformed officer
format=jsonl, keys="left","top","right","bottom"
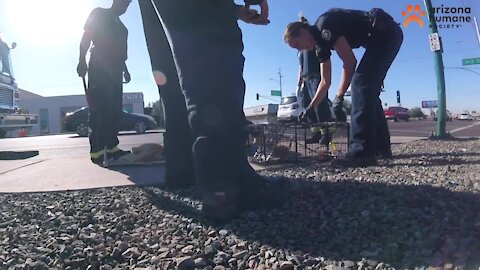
{"left": 77, "top": 0, "right": 132, "bottom": 165}
{"left": 138, "top": 0, "right": 195, "bottom": 189}
{"left": 284, "top": 8, "right": 403, "bottom": 167}
{"left": 296, "top": 16, "right": 337, "bottom": 145}
{"left": 141, "top": 0, "right": 291, "bottom": 220}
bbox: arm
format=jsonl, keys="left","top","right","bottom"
{"left": 309, "top": 59, "right": 332, "bottom": 108}
{"left": 76, "top": 31, "right": 92, "bottom": 77}
{"left": 123, "top": 62, "right": 131, "bottom": 83}
{"left": 333, "top": 36, "right": 356, "bottom": 97}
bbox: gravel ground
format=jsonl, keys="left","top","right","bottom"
{"left": 1, "top": 138, "right": 480, "bottom": 270}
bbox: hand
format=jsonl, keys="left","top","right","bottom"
{"left": 332, "top": 95, "right": 344, "bottom": 109}
{"left": 238, "top": 1, "right": 269, "bottom": 25}
{"left": 298, "top": 106, "right": 313, "bottom": 123}
{"left": 76, "top": 61, "right": 88, "bottom": 77}
{"left": 123, "top": 70, "right": 131, "bottom": 84}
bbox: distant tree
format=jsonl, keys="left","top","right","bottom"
{"left": 409, "top": 107, "right": 425, "bottom": 118}
{"left": 148, "top": 100, "right": 165, "bottom": 129}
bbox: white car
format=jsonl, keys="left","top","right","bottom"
{"left": 457, "top": 113, "right": 473, "bottom": 121}
{"left": 277, "top": 96, "right": 303, "bottom": 122}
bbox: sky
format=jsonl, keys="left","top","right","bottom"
{"left": 0, "top": 0, "right": 479, "bottom": 114}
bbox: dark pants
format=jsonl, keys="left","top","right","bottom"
{"left": 301, "top": 77, "right": 332, "bottom": 123}
{"left": 138, "top": 0, "right": 194, "bottom": 182}
{"left": 87, "top": 56, "right": 123, "bottom": 156}
{"left": 349, "top": 21, "right": 403, "bottom": 157}
{"left": 152, "top": 8, "right": 256, "bottom": 197}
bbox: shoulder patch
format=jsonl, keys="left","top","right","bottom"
{"left": 321, "top": 29, "right": 332, "bottom": 42}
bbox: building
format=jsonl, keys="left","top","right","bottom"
{"left": 19, "top": 89, "right": 144, "bottom": 136}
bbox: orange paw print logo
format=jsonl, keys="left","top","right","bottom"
{"left": 402, "top": 4, "right": 426, "bottom": 28}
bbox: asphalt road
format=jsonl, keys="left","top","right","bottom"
{"left": 387, "top": 119, "right": 480, "bottom": 137}
{"left": 0, "top": 120, "right": 478, "bottom": 156}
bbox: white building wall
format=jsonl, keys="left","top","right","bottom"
{"left": 19, "top": 92, "right": 144, "bottom": 136}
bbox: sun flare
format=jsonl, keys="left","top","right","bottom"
{"left": 5, "top": 0, "right": 93, "bottom": 45}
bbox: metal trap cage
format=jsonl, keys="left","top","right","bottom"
{"left": 246, "top": 122, "right": 349, "bottom": 164}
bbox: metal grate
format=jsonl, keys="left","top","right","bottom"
{"left": 247, "top": 122, "right": 349, "bottom": 164}
{"left": 0, "top": 85, "right": 14, "bottom": 107}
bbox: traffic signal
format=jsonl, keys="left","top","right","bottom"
{"left": 256, "top": 93, "right": 259, "bottom": 100}
{"left": 396, "top": 90, "right": 401, "bottom": 104}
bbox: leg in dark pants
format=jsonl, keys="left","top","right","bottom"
{"left": 305, "top": 78, "right": 331, "bottom": 122}
{"left": 168, "top": 30, "right": 249, "bottom": 197}
{"left": 87, "top": 58, "right": 122, "bottom": 161}
{"left": 150, "top": 2, "right": 291, "bottom": 220}
{"left": 138, "top": 0, "right": 195, "bottom": 187}
{"left": 349, "top": 23, "right": 403, "bottom": 158}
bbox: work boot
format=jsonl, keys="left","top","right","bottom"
{"left": 164, "top": 174, "right": 195, "bottom": 190}
{"left": 240, "top": 174, "right": 292, "bottom": 211}
{"left": 201, "top": 190, "right": 240, "bottom": 222}
{"left": 91, "top": 155, "right": 104, "bottom": 166}
{"left": 201, "top": 175, "right": 292, "bottom": 221}
{"left": 305, "top": 131, "right": 322, "bottom": 144}
{"left": 377, "top": 150, "right": 393, "bottom": 159}
{"left": 332, "top": 155, "right": 377, "bottom": 168}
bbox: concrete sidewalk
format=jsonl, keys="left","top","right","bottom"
{"left": 0, "top": 136, "right": 424, "bottom": 193}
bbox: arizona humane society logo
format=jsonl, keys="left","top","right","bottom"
{"left": 402, "top": 3, "right": 472, "bottom": 29}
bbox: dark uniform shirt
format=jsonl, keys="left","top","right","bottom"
{"left": 313, "top": 8, "right": 373, "bottom": 63}
{"left": 85, "top": 8, "right": 128, "bottom": 63}
{"left": 299, "top": 50, "right": 320, "bottom": 77}
{"left": 153, "top": 0, "right": 262, "bottom": 35}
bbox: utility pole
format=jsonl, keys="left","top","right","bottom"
{"left": 424, "top": 0, "right": 447, "bottom": 137}
{"left": 277, "top": 68, "right": 283, "bottom": 95}
{"left": 269, "top": 67, "right": 284, "bottom": 97}
{"left": 474, "top": 16, "right": 480, "bottom": 46}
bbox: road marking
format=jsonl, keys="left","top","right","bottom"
{"left": 389, "top": 129, "right": 431, "bottom": 135}
{"left": 449, "top": 121, "right": 480, "bottom": 133}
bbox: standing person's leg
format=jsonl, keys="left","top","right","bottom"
{"left": 307, "top": 78, "right": 331, "bottom": 123}
{"left": 347, "top": 22, "right": 402, "bottom": 164}
{"left": 138, "top": 0, "right": 195, "bottom": 188}
{"left": 375, "top": 98, "right": 392, "bottom": 158}
{"left": 155, "top": 12, "right": 289, "bottom": 220}
{"left": 87, "top": 59, "right": 110, "bottom": 164}
{"left": 302, "top": 79, "right": 322, "bottom": 144}
{"left": 105, "top": 76, "right": 124, "bottom": 157}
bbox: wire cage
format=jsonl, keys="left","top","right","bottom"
{"left": 246, "top": 122, "right": 349, "bottom": 164}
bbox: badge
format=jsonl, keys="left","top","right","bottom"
{"left": 321, "top": 29, "right": 332, "bottom": 41}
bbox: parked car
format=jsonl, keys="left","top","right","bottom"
{"left": 457, "top": 113, "right": 473, "bottom": 121}
{"left": 384, "top": 106, "right": 409, "bottom": 122}
{"left": 64, "top": 107, "right": 157, "bottom": 137}
{"left": 277, "top": 95, "right": 303, "bottom": 122}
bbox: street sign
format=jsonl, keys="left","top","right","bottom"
{"left": 271, "top": 90, "right": 282, "bottom": 97}
{"left": 428, "top": 33, "right": 441, "bottom": 52}
{"left": 422, "top": 100, "right": 438, "bottom": 108}
{"left": 462, "top": 57, "right": 480, "bottom": 66}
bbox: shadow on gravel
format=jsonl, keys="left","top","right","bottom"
{"left": 388, "top": 152, "right": 480, "bottom": 167}
{"left": 141, "top": 180, "right": 480, "bottom": 269}
{"left": 393, "top": 151, "right": 480, "bottom": 160}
